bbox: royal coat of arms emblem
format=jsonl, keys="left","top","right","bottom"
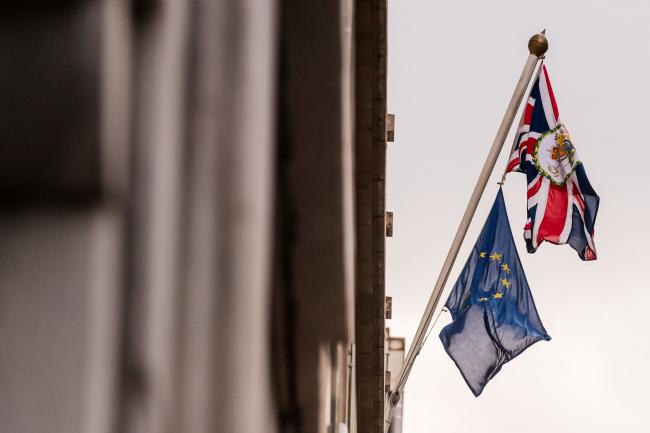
{"left": 533, "top": 124, "right": 580, "bottom": 185}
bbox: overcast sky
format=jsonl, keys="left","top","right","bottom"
{"left": 386, "top": 1, "right": 650, "bottom": 432}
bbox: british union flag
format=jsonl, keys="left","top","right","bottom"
{"left": 505, "top": 63, "right": 599, "bottom": 260}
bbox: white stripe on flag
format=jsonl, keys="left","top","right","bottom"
{"left": 524, "top": 218, "right": 532, "bottom": 240}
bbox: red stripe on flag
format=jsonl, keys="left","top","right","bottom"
{"left": 543, "top": 66, "right": 560, "bottom": 120}
{"left": 523, "top": 136, "right": 537, "bottom": 156}
{"left": 506, "top": 158, "right": 519, "bottom": 173}
{"left": 527, "top": 176, "right": 543, "bottom": 199}
{"left": 537, "top": 182, "right": 568, "bottom": 244}
{"left": 523, "top": 101, "right": 534, "bottom": 125}
{"left": 585, "top": 248, "right": 597, "bottom": 260}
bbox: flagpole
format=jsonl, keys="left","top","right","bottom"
{"left": 384, "top": 31, "right": 548, "bottom": 433}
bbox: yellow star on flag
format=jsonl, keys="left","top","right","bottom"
{"left": 479, "top": 252, "right": 487, "bottom": 258}
{"left": 501, "top": 263, "right": 511, "bottom": 273}
{"left": 500, "top": 278, "right": 511, "bottom": 289}
{"left": 493, "top": 292, "right": 503, "bottom": 299}
{"left": 489, "top": 252, "right": 502, "bottom": 261}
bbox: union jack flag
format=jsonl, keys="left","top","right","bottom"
{"left": 506, "top": 63, "right": 599, "bottom": 261}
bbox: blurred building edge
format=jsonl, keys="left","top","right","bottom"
{"left": 0, "top": 0, "right": 393, "bottom": 433}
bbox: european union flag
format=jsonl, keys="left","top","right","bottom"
{"left": 439, "top": 188, "right": 550, "bottom": 396}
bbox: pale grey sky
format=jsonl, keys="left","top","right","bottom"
{"left": 386, "top": 1, "right": 650, "bottom": 432}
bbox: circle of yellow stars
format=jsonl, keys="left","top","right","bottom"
{"left": 477, "top": 250, "right": 512, "bottom": 302}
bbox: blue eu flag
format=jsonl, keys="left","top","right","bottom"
{"left": 439, "top": 188, "right": 550, "bottom": 396}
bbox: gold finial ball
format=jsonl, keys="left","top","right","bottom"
{"left": 528, "top": 32, "right": 548, "bottom": 57}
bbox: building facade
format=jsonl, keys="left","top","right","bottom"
{"left": 0, "top": 1, "right": 391, "bottom": 433}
